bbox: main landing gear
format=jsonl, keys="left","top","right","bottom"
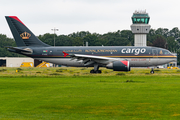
{"left": 90, "top": 70, "right": 102, "bottom": 73}
{"left": 90, "top": 63, "right": 102, "bottom": 74}
{"left": 150, "top": 68, "right": 154, "bottom": 74}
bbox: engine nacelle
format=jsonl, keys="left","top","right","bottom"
{"left": 106, "top": 61, "right": 130, "bottom": 71}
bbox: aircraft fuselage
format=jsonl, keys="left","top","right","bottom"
{"left": 20, "top": 46, "right": 176, "bottom": 67}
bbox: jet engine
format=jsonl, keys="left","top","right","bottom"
{"left": 106, "top": 61, "right": 130, "bottom": 71}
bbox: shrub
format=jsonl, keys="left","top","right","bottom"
{"left": 0, "top": 69, "right": 7, "bottom": 72}
{"left": 103, "top": 70, "right": 109, "bottom": 73}
{"left": 17, "top": 68, "right": 22, "bottom": 71}
{"left": 56, "top": 69, "right": 67, "bottom": 72}
{"left": 126, "top": 80, "right": 133, "bottom": 82}
{"left": 116, "top": 73, "right": 125, "bottom": 76}
{"left": 56, "top": 69, "right": 63, "bottom": 72}
{"left": 49, "top": 73, "right": 62, "bottom": 75}
{"left": 154, "top": 70, "right": 161, "bottom": 72}
{"left": 81, "top": 68, "right": 86, "bottom": 70}
{"left": 129, "top": 71, "right": 135, "bottom": 74}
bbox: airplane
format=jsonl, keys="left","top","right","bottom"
{"left": 5, "top": 16, "right": 177, "bottom": 74}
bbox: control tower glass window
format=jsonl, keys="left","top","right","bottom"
{"left": 132, "top": 14, "right": 150, "bottom": 24}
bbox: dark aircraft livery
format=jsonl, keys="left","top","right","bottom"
{"left": 5, "top": 16, "right": 176, "bottom": 73}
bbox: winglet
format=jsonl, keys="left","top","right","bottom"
{"left": 62, "top": 51, "right": 69, "bottom": 57}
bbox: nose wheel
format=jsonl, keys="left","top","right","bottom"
{"left": 150, "top": 68, "right": 154, "bottom": 74}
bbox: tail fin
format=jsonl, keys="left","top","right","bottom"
{"left": 5, "top": 16, "right": 50, "bottom": 47}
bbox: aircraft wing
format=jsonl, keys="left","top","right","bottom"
{"left": 63, "top": 51, "right": 126, "bottom": 66}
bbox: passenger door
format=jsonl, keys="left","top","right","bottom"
{"left": 152, "top": 49, "right": 158, "bottom": 57}
{"left": 152, "top": 49, "right": 158, "bottom": 65}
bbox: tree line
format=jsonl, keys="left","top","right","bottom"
{"left": 0, "top": 27, "right": 180, "bottom": 64}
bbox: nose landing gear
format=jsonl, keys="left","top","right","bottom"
{"left": 150, "top": 68, "right": 154, "bottom": 74}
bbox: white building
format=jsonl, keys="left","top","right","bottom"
{"left": 0, "top": 57, "right": 34, "bottom": 67}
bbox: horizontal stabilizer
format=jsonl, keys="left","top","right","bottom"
{"left": 6, "top": 46, "right": 33, "bottom": 54}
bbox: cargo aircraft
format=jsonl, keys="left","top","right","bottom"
{"left": 5, "top": 16, "right": 177, "bottom": 73}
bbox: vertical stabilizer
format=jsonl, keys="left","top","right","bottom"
{"left": 5, "top": 16, "right": 50, "bottom": 47}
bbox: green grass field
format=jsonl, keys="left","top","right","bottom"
{"left": 1, "top": 68, "right": 180, "bottom": 119}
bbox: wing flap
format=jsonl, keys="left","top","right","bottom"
{"left": 84, "top": 61, "right": 95, "bottom": 66}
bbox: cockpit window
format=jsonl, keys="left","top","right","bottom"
{"left": 164, "top": 51, "right": 171, "bottom": 55}
{"left": 159, "top": 50, "right": 171, "bottom": 55}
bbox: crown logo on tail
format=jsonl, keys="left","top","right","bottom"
{"left": 20, "top": 32, "right": 31, "bottom": 39}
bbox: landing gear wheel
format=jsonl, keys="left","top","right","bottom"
{"left": 150, "top": 69, "right": 154, "bottom": 74}
{"left": 97, "top": 70, "right": 102, "bottom": 73}
{"left": 90, "top": 64, "right": 102, "bottom": 74}
{"left": 90, "top": 70, "right": 95, "bottom": 73}
{"left": 90, "top": 70, "right": 102, "bottom": 74}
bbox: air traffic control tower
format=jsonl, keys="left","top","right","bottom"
{"left": 130, "top": 10, "right": 151, "bottom": 46}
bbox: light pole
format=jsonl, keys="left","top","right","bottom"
{"left": 51, "top": 28, "right": 58, "bottom": 47}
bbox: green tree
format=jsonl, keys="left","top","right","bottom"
{"left": 83, "top": 34, "right": 99, "bottom": 46}
{"left": 169, "top": 27, "right": 180, "bottom": 39}
{"left": 152, "top": 35, "right": 166, "bottom": 48}
{"left": 147, "top": 29, "right": 156, "bottom": 45}
{"left": 72, "top": 37, "right": 83, "bottom": 46}
{"left": 38, "top": 33, "right": 55, "bottom": 46}
{"left": 56, "top": 35, "right": 73, "bottom": 46}
{"left": 120, "top": 30, "right": 134, "bottom": 46}
{"left": 0, "top": 34, "right": 24, "bottom": 57}
{"left": 177, "top": 49, "right": 180, "bottom": 65}
{"left": 68, "top": 31, "right": 91, "bottom": 38}
{"left": 167, "top": 37, "right": 179, "bottom": 52}
{"left": 155, "top": 28, "right": 169, "bottom": 38}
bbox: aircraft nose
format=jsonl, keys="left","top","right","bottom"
{"left": 171, "top": 54, "right": 177, "bottom": 62}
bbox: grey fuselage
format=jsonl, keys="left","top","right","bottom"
{"left": 20, "top": 46, "right": 176, "bottom": 67}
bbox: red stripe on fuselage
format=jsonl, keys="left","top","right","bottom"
{"left": 9, "top": 16, "right": 26, "bottom": 26}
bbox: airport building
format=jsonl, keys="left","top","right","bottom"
{"left": 0, "top": 57, "right": 34, "bottom": 67}
{"left": 131, "top": 10, "right": 151, "bottom": 46}
{"left": 0, "top": 57, "right": 52, "bottom": 67}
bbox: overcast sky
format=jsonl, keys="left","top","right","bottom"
{"left": 1, "top": 0, "right": 180, "bottom": 38}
